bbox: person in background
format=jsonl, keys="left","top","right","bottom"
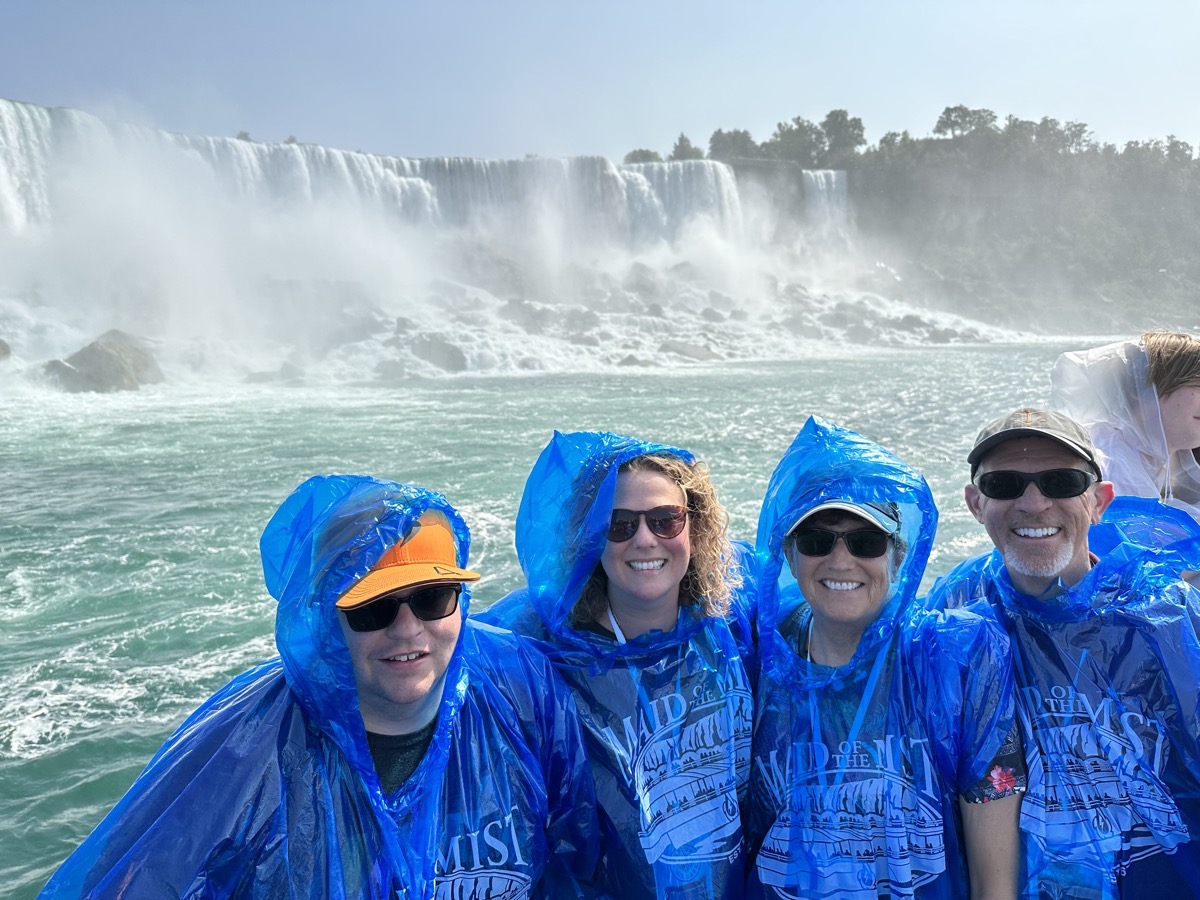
{"left": 42, "top": 474, "right": 600, "bottom": 899}
{"left": 1051, "top": 330, "right": 1200, "bottom": 522}
{"left": 747, "top": 417, "right": 1023, "bottom": 899}
{"left": 478, "top": 430, "right": 753, "bottom": 899}
{"left": 929, "top": 408, "right": 1200, "bottom": 897}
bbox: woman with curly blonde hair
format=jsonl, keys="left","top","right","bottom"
{"left": 478, "top": 431, "right": 753, "bottom": 900}
{"left": 569, "top": 453, "right": 738, "bottom": 628}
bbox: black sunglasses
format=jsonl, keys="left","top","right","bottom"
{"left": 789, "top": 528, "right": 892, "bottom": 559}
{"left": 975, "top": 468, "right": 1096, "bottom": 501}
{"left": 607, "top": 506, "right": 689, "bottom": 543}
{"left": 342, "top": 584, "right": 461, "bottom": 632}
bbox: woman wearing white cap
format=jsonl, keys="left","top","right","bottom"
{"left": 746, "top": 417, "right": 1025, "bottom": 899}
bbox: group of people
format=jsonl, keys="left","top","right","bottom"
{"left": 40, "top": 331, "right": 1200, "bottom": 899}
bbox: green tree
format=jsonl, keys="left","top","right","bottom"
{"left": 762, "top": 116, "right": 826, "bottom": 167}
{"left": 623, "top": 148, "right": 664, "bottom": 164}
{"left": 877, "top": 130, "right": 913, "bottom": 151}
{"left": 1063, "top": 121, "right": 1095, "bottom": 154}
{"left": 235, "top": 130, "right": 252, "bottom": 141}
{"left": 1166, "top": 135, "right": 1194, "bottom": 164}
{"left": 820, "top": 109, "right": 866, "bottom": 166}
{"left": 668, "top": 133, "right": 705, "bottom": 161}
{"left": 707, "top": 128, "right": 762, "bottom": 162}
{"left": 933, "top": 105, "right": 998, "bottom": 138}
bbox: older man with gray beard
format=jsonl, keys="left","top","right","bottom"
{"left": 929, "top": 408, "right": 1200, "bottom": 899}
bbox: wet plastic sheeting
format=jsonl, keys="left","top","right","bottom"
{"left": 747, "top": 417, "right": 1017, "bottom": 898}
{"left": 42, "top": 475, "right": 600, "bottom": 899}
{"left": 929, "top": 506, "right": 1200, "bottom": 895}
{"left": 479, "top": 430, "right": 754, "bottom": 899}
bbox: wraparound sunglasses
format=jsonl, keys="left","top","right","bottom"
{"left": 342, "top": 584, "right": 461, "bottom": 632}
{"left": 975, "top": 468, "right": 1096, "bottom": 500}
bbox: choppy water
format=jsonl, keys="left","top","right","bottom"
{"left": 1, "top": 342, "right": 1087, "bottom": 894}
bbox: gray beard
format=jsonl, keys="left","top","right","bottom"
{"left": 1004, "top": 541, "right": 1074, "bottom": 582}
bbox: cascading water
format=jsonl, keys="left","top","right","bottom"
{"left": 0, "top": 96, "right": 1016, "bottom": 389}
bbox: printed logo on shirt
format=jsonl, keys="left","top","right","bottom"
{"left": 598, "top": 662, "right": 753, "bottom": 866}
{"left": 754, "top": 735, "right": 947, "bottom": 897}
{"left": 1018, "top": 681, "right": 1187, "bottom": 872}
{"left": 434, "top": 806, "right": 533, "bottom": 900}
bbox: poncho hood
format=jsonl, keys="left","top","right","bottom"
{"left": 261, "top": 474, "right": 475, "bottom": 790}
{"left": 1052, "top": 340, "right": 1164, "bottom": 471}
{"left": 755, "top": 416, "right": 938, "bottom": 685}
{"left": 512, "top": 429, "right": 705, "bottom": 655}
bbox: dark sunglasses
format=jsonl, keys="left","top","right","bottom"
{"left": 342, "top": 584, "right": 461, "bottom": 632}
{"left": 607, "top": 506, "right": 689, "bottom": 543}
{"left": 789, "top": 528, "right": 892, "bottom": 559}
{"left": 975, "top": 468, "right": 1096, "bottom": 501}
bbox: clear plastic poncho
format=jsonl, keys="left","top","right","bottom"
{"left": 1052, "top": 338, "right": 1200, "bottom": 521}
{"left": 747, "top": 417, "right": 1017, "bottom": 899}
{"left": 41, "top": 474, "right": 600, "bottom": 899}
{"left": 477, "top": 431, "right": 754, "bottom": 900}
{"left": 928, "top": 517, "right": 1200, "bottom": 897}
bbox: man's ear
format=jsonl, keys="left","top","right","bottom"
{"left": 964, "top": 483, "right": 985, "bottom": 523}
{"left": 1090, "top": 480, "right": 1115, "bottom": 522}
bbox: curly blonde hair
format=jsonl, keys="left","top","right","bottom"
{"left": 570, "top": 453, "right": 741, "bottom": 627}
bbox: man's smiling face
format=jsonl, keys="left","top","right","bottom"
{"left": 965, "top": 436, "right": 1113, "bottom": 597}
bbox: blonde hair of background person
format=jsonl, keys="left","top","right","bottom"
{"left": 1051, "top": 329, "right": 1200, "bottom": 521}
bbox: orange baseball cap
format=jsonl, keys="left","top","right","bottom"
{"left": 336, "top": 510, "right": 480, "bottom": 610}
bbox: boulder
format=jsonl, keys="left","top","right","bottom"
{"left": 246, "top": 361, "right": 305, "bottom": 384}
{"left": 658, "top": 340, "right": 721, "bottom": 362}
{"left": 411, "top": 335, "right": 468, "bottom": 373}
{"left": 622, "top": 262, "right": 664, "bottom": 299}
{"left": 499, "top": 298, "right": 554, "bottom": 334}
{"left": 563, "top": 307, "right": 601, "bottom": 332}
{"left": 374, "top": 358, "right": 408, "bottom": 381}
{"left": 44, "top": 330, "right": 164, "bottom": 392}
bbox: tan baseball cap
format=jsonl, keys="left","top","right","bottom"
{"left": 968, "top": 408, "right": 1102, "bottom": 478}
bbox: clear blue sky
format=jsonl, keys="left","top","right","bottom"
{"left": 3, "top": 0, "right": 1197, "bottom": 160}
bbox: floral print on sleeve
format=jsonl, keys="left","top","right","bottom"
{"left": 962, "top": 720, "right": 1027, "bottom": 804}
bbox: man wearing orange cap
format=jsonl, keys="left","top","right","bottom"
{"left": 43, "top": 475, "right": 601, "bottom": 899}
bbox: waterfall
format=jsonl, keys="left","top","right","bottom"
{"left": 0, "top": 99, "right": 742, "bottom": 247}
{"left": 0, "top": 96, "right": 1016, "bottom": 384}
{"left": 801, "top": 169, "right": 848, "bottom": 237}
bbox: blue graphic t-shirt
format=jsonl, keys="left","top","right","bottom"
{"left": 748, "top": 418, "right": 1020, "bottom": 899}
{"left": 929, "top": 532, "right": 1200, "bottom": 899}
{"left": 478, "top": 431, "right": 754, "bottom": 900}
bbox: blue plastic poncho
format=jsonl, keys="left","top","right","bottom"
{"left": 747, "top": 418, "right": 1018, "bottom": 899}
{"left": 477, "top": 431, "right": 754, "bottom": 900}
{"left": 929, "top": 513, "right": 1200, "bottom": 897}
{"left": 42, "top": 475, "right": 600, "bottom": 899}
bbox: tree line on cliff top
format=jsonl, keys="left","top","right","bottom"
{"left": 624, "top": 106, "right": 1199, "bottom": 328}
